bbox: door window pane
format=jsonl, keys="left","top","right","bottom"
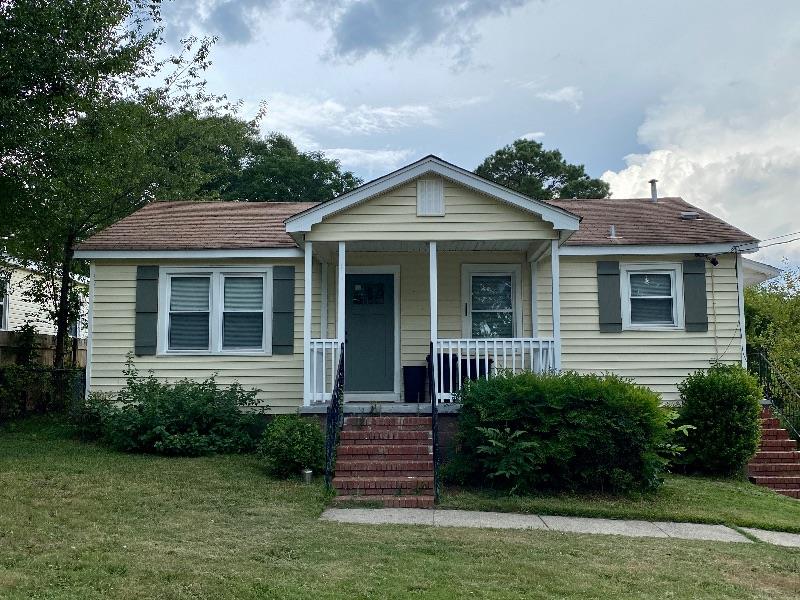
{"left": 472, "top": 312, "right": 513, "bottom": 337}
{"left": 223, "top": 276, "right": 264, "bottom": 349}
{"left": 169, "top": 277, "right": 210, "bottom": 350}
{"left": 471, "top": 275, "right": 513, "bottom": 310}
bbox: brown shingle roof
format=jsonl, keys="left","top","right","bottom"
{"left": 78, "top": 196, "right": 759, "bottom": 252}
{"left": 547, "top": 197, "right": 758, "bottom": 246}
{"left": 77, "top": 201, "right": 317, "bottom": 251}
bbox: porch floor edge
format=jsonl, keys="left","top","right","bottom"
{"left": 299, "top": 403, "right": 461, "bottom": 415}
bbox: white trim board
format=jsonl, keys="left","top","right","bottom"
{"left": 74, "top": 248, "right": 304, "bottom": 260}
{"left": 285, "top": 155, "right": 581, "bottom": 234}
{"left": 345, "top": 265, "right": 402, "bottom": 398}
{"left": 559, "top": 243, "right": 758, "bottom": 256}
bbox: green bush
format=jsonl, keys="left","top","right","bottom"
{"left": 259, "top": 415, "right": 324, "bottom": 478}
{"left": 677, "top": 364, "right": 762, "bottom": 475}
{"left": 71, "top": 358, "right": 262, "bottom": 456}
{"left": 450, "top": 371, "right": 673, "bottom": 494}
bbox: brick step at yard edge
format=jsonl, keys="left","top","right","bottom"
{"left": 333, "top": 416, "right": 435, "bottom": 508}
{"left": 747, "top": 407, "right": 800, "bottom": 500}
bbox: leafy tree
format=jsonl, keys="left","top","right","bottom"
{"left": 223, "top": 133, "right": 361, "bottom": 202}
{"left": 0, "top": 0, "right": 238, "bottom": 369}
{"left": 745, "top": 263, "right": 800, "bottom": 392}
{"left": 475, "top": 138, "right": 610, "bottom": 201}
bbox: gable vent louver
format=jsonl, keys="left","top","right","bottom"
{"left": 417, "top": 177, "right": 444, "bottom": 216}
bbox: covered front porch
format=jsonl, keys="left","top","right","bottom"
{"left": 301, "top": 238, "right": 562, "bottom": 406}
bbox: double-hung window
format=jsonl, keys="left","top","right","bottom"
{"left": 620, "top": 263, "right": 683, "bottom": 329}
{"left": 462, "top": 265, "right": 521, "bottom": 338}
{"left": 161, "top": 268, "right": 272, "bottom": 354}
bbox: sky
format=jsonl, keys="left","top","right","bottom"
{"left": 161, "top": 0, "right": 800, "bottom": 268}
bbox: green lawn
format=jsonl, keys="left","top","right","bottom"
{"left": 441, "top": 475, "right": 800, "bottom": 534}
{"left": 0, "top": 419, "right": 798, "bottom": 600}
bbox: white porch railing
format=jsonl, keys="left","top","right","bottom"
{"left": 432, "top": 338, "right": 556, "bottom": 403}
{"left": 307, "top": 339, "right": 343, "bottom": 404}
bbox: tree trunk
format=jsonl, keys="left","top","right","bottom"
{"left": 53, "top": 232, "right": 76, "bottom": 369}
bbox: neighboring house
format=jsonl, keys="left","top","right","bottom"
{"left": 0, "top": 263, "right": 87, "bottom": 338}
{"left": 76, "top": 155, "right": 772, "bottom": 410}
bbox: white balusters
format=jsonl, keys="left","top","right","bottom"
{"left": 432, "top": 338, "right": 556, "bottom": 403}
{"left": 308, "top": 339, "right": 342, "bottom": 403}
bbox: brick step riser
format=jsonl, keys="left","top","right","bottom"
{"left": 343, "top": 417, "right": 431, "bottom": 427}
{"left": 335, "top": 460, "right": 434, "bottom": 470}
{"left": 340, "top": 439, "right": 432, "bottom": 446}
{"left": 761, "top": 418, "right": 781, "bottom": 428}
{"left": 334, "top": 495, "right": 435, "bottom": 508}
{"left": 759, "top": 441, "right": 798, "bottom": 450}
{"left": 750, "top": 475, "right": 800, "bottom": 490}
{"left": 342, "top": 426, "right": 432, "bottom": 433}
{"left": 336, "top": 471, "right": 433, "bottom": 478}
{"left": 338, "top": 446, "right": 432, "bottom": 456}
{"left": 751, "top": 481, "right": 800, "bottom": 491}
{"left": 776, "top": 489, "right": 800, "bottom": 499}
{"left": 334, "top": 487, "right": 433, "bottom": 496}
{"left": 752, "top": 451, "right": 800, "bottom": 462}
{"left": 340, "top": 432, "right": 431, "bottom": 441}
{"left": 761, "top": 430, "right": 792, "bottom": 440}
{"left": 749, "top": 468, "right": 800, "bottom": 477}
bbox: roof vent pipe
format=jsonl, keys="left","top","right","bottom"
{"left": 649, "top": 179, "right": 658, "bottom": 203}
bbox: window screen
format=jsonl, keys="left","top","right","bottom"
{"left": 470, "top": 274, "right": 514, "bottom": 337}
{"left": 222, "top": 276, "right": 264, "bottom": 349}
{"left": 168, "top": 276, "right": 210, "bottom": 350}
{"left": 629, "top": 272, "right": 675, "bottom": 325}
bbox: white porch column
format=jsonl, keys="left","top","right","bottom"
{"left": 550, "top": 239, "right": 561, "bottom": 370}
{"left": 530, "top": 260, "right": 539, "bottom": 337}
{"left": 337, "top": 242, "right": 346, "bottom": 344}
{"left": 303, "top": 241, "right": 313, "bottom": 405}
{"left": 320, "top": 261, "right": 328, "bottom": 338}
{"left": 429, "top": 241, "right": 438, "bottom": 401}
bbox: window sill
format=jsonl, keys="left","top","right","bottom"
{"left": 622, "top": 325, "right": 683, "bottom": 332}
{"left": 157, "top": 350, "right": 274, "bottom": 358}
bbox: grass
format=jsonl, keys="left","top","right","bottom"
{"left": 441, "top": 475, "right": 800, "bottom": 534}
{"left": 0, "top": 418, "right": 797, "bottom": 599}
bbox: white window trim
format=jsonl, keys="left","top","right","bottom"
{"left": 620, "top": 262, "right": 684, "bottom": 330}
{"left": 461, "top": 264, "right": 523, "bottom": 338}
{"left": 157, "top": 266, "right": 273, "bottom": 356}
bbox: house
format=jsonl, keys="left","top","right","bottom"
{"left": 0, "top": 262, "right": 88, "bottom": 338}
{"left": 75, "top": 155, "right": 770, "bottom": 412}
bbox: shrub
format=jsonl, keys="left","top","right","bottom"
{"left": 72, "top": 357, "right": 262, "bottom": 456}
{"left": 450, "top": 371, "right": 673, "bottom": 494}
{"left": 259, "top": 415, "right": 324, "bottom": 478}
{"left": 677, "top": 363, "right": 762, "bottom": 475}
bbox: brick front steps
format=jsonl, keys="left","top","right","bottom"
{"left": 748, "top": 407, "right": 800, "bottom": 499}
{"left": 333, "top": 416, "right": 435, "bottom": 508}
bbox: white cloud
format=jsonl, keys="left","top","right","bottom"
{"left": 520, "top": 131, "right": 545, "bottom": 140}
{"left": 534, "top": 86, "right": 583, "bottom": 112}
{"left": 323, "top": 148, "right": 415, "bottom": 176}
{"left": 602, "top": 67, "right": 800, "bottom": 267}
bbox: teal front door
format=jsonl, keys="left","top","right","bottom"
{"left": 345, "top": 273, "right": 395, "bottom": 393}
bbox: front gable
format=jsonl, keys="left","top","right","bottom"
{"left": 286, "top": 156, "right": 580, "bottom": 243}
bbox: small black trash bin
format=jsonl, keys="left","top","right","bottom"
{"left": 403, "top": 365, "right": 427, "bottom": 403}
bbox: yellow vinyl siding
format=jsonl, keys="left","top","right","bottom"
{"left": 544, "top": 253, "right": 742, "bottom": 402}
{"left": 90, "top": 258, "right": 322, "bottom": 413}
{"left": 306, "top": 180, "right": 557, "bottom": 242}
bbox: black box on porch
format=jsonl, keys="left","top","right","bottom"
{"left": 403, "top": 365, "right": 427, "bottom": 403}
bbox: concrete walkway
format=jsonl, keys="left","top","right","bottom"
{"left": 321, "top": 508, "right": 800, "bottom": 547}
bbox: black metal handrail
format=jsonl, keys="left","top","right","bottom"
{"left": 429, "top": 341, "right": 440, "bottom": 503}
{"left": 748, "top": 349, "right": 800, "bottom": 440}
{"left": 324, "top": 343, "right": 346, "bottom": 488}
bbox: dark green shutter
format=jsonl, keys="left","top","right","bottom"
{"left": 683, "top": 259, "right": 708, "bottom": 332}
{"left": 272, "top": 266, "right": 295, "bottom": 355}
{"left": 597, "top": 261, "right": 622, "bottom": 333}
{"left": 135, "top": 266, "right": 159, "bottom": 356}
